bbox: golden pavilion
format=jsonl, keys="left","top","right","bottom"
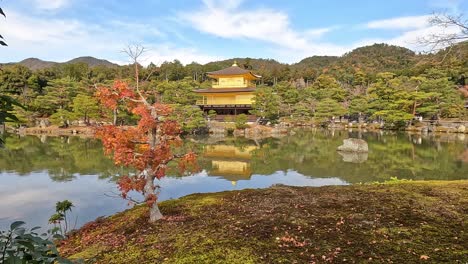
{"left": 195, "top": 61, "right": 261, "bottom": 117}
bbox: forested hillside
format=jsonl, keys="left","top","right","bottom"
{"left": 0, "top": 42, "right": 466, "bottom": 130}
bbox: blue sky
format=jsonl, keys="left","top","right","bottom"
{"left": 0, "top": 0, "right": 466, "bottom": 64}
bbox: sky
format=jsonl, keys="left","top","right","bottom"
{"left": 0, "top": 0, "right": 466, "bottom": 65}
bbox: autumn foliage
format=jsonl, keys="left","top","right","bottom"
{"left": 96, "top": 80, "right": 136, "bottom": 110}
{"left": 95, "top": 80, "right": 197, "bottom": 221}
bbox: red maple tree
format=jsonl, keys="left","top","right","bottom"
{"left": 95, "top": 80, "right": 197, "bottom": 222}
{"left": 95, "top": 80, "right": 135, "bottom": 125}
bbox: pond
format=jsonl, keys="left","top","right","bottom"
{"left": 1, "top": 129, "right": 467, "bottom": 230}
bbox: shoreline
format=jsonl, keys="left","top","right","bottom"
{"left": 59, "top": 180, "right": 468, "bottom": 263}
{"left": 7, "top": 121, "right": 468, "bottom": 139}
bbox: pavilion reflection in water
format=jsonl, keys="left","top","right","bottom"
{"left": 203, "top": 144, "right": 258, "bottom": 185}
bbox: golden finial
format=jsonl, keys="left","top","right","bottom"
{"left": 232, "top": 60, "right": 238, "bottom": 67}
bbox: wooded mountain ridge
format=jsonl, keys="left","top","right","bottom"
{"left": 2, "top": 56, "right": 119, "bottom": 70}
{"left": 3, "top": 42, "right": 467, "bottom": 74}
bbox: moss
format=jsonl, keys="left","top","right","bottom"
{"left": 99, "top": 244, "right": 161, "bottom": 264}
{"left": 68, "top": 245, "right": 106, "bottom": 260}
{"left": 60, "top": 181, "right": 468, "bottom": 263}
{"left": 172, "top": 247, "right": 257, "bottom": 264}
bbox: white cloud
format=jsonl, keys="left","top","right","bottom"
{"left": 32, "top": 0, "right": 70, "bottom": 10}
{"left": 179, "top": 0, "right": 340, "bottom": 60}
{"left": 139, "top": 44, "right": 224, "bottom": 66}
{"left": 304, "top": 27, "right": 338, "bottom": 38}
{"left": 1, "top": 11, "right": 121, "bottom": 61}
{"left": 0, "top": 11, "right": 219, "bottom": 65}
{"left": 383, "top": 24, "right": 464, "bottom": 50}
{"left": 366, "top": 15, "right": 432, "bottom": 30}
{"left": 180, "top": 0, "right": 463, "bottom": 62}
{"left": 0, "top": 1, "right": 463, "bottom": 65}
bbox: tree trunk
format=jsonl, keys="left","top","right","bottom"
{"left": 149, "top": 201, "right": 163, "bottom": 222}
{"left": 113, "top": 109, "right": 118, "bottom": 126}
{"left": 143, "top": 169, "right": 163, "bottom": 222}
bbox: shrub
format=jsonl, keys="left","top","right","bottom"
{"left": 207, "top": 110, "right": 217, "bottom": 120}
{"left": 235, "top": 114, "right": 249, "bottom": 129}
{"left": 0, "top": 221, "right": 73, "bottom": 263}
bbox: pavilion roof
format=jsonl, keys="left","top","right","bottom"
{"left": 195, "top": 88, "right": 256, "bottom": 93}
{"left": 206, "top": 62, "right": 261, "bottom": 79}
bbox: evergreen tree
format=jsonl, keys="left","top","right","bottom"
{"left": 314, "top": 98, "right": 346, "bottom": 122}
{"left": 71, "top": 94, "right": 100, "bottom": 124}
{"left": 308, "top": 74, "right": 347, "bottom": 101}
{"left": 33, "top": 78, "right": 80, "bottom": 115}
{"left": 250, "top": 86, "right": 281, "bottom": 121}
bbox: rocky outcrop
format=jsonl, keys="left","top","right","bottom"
{"left": 337, "top": 138, "right": 369, "bottom": 153}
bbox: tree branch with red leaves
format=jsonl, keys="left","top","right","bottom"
{"left": 95, "top": 46, "right": 198, "bottom": 222}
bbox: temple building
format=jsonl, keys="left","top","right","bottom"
{"left": 195, "top": 61, "right": 261, "bottom": 118}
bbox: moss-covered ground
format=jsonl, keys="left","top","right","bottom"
{"left": 60, "top": 181, "right": 468, "bottom": 263}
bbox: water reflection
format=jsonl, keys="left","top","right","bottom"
{"left": 0, "top": 129, "right": 467, "bottom": 229}
{"left": 337, "top": 151, "right": 368, "bottom": 163}
{"left": 204, "top": 144, "right": 257, "bottom": 184}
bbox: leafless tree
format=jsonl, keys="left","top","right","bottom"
{"left": 419, "top": 13, "right": 467, "bottom": 52}
{"left": 121, "top": 44, "right": 147, "bottom": 91}
{"left": 1, "top": 5, "right": 7, "bottom": 46}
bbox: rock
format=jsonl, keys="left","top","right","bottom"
{"left": 457, "top": 125, "right": 465, "bottom": 133}
{"left": 38, "top": 119, "right": 50, "bottom": 128}
{"left": 209, "top": 127, "right": 226, "bottom": 134}
{"left": 337, "top": 138, "right": 369, "bottom": 153}
{"left": 245, "top": 125, "right": 271, "bottom": 137}
{"left": 338, "top": 151, "right": 368, "bottom": 163}
{"left": 233, "top": 129, "right": 245, "bottom": 136}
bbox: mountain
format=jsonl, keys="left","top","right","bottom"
{"left": 17, "top": 58, "right": 58, "bottom": 71}
{"left": 65, "top": 56, "right": 118, "bottom": 68}
{"left": 293, "top": 56, "right": 339, "bottom": 69}
{"left": 4, "top": 56, "right": 119, "bottom": 71}
{"left": 4, "top": 42, "right": 466, "bottom": 77}
{"left": 336, "top": 44, "right": 417, "bottom": 74}
{"left": 203, "top": 57, "right": 286, "bottom": 71}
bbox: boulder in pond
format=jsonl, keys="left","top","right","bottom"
{"left": 337, "top": 138, "right": 369, "bottom": 153}
{"left": 338, "top": 151, "right": 368, "bottom": 163}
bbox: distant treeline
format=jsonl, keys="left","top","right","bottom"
{"left": 1, "top": 42, "right": 467, "bottom": 130}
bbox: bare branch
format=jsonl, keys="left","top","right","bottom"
{"left": 417, "top": 12, "right": 468, "bottom": 53}
{"left": 121, "top": 44, "right": 146, "bottom": 65}
{"left": 121, "top": 44, "right": 151, "bottom": 106}
{"left": 104, "top": 191, "right": 143, "bottom": 205}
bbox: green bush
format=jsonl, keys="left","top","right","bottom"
{"left": 0, "top": 221, "right": 73, "bottom": 263}
{"left": 207, "top": 110, "right": 217, "bottom": 120}
{"left": 235, "top": 114, "right": 249, "bottom": 129}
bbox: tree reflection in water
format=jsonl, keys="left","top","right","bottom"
{"left": 0, "top": 129, "right": 467, "bottom": 184}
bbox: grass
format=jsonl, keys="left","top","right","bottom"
{"left": 59, "top": 181, "right": 468, "bottom": 263}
